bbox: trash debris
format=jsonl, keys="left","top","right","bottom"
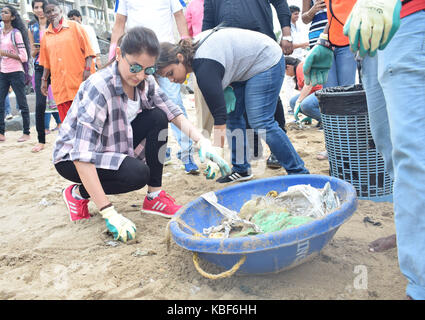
{"left": 190, "top": 285, "right": 201, "bottom": 294}
{"left": 363, "top": 216, "right": 382, "bottom": 226}
{"left": 202, "top": 182, "right": 341, "bottom": 238}
{"left": 39, "top": 198, "right": 51, "bottom": 206}
{"left": 201, "top": 191, "right": 262, "bottom": 238}
{"left": 131, "top": 248, "right": 156, "bottom": 257}
{"left": 105, "top": 240, "right": 120, "bottom": 247}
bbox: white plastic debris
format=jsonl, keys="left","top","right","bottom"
{"left": 273, "top": 182, "right": 340, "bottom": 218}
{"left": 202, "top": 183, "right": 341, "bottom": 238}
{"left": 201, "top": 191, "right": 262, "bottom": 238}
{"left": 39, "top": 198, "right": 50, "bottom": 206}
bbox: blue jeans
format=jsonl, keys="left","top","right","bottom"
{"left": 289, "top": 93, "right": 321, "bottom": 122}
{"left": 157, "top": 76, "right": 194, "bottom": 164}
{"left": 227, "top": 56, "right": 309, "bottom": 174}
{"left": 361, "top": 10, "right": 425, "bottom": 300}
{"left": 4, "top": 95, "right": 11, "bottom": 115}
{"left": 45, "top": 112, "right": 61, "bottom": 129}
{"left": 325, "top": 45, "right": 357, "bottom": 87}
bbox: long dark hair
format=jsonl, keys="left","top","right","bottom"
{"left": 4, "top": 5, "right": 31, "bottom": 59}
{"left": 285, "top": 56, "right": 301, "bottom": 89}
{"left": 29, "top": 0, "right": 50, "bottom": 27}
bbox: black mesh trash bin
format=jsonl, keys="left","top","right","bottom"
{"left": 316, "top": 84, "right": 393, "bottom": 202}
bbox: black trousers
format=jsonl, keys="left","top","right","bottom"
{"left": 34, "top": 65, "right": 47, "bottom": 144}
{"left": 55, "top": 107, "right": 169, "bottom": 199}
{"left": 0, "top": 71, "right": 30, "bottom": 135}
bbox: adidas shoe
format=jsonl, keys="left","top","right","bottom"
{"left": 62, "top": 184, "right": 90, "bottom": 221}
{"left": 142, "top": 190, "right": 182, "bottom": 218}
{"left": 216, "top": 171, "right": 253, "bottom": 184}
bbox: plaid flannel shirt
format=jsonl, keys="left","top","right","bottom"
{"left": 53, "top": 62, "right": 183, "bottom": 170}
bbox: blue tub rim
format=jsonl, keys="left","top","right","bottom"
{"left": 169, "top": 174, "right": 358, "bottom": 255}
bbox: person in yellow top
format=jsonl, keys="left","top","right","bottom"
{"left": 39, "top": 0, "right": 95, "bottom": 121}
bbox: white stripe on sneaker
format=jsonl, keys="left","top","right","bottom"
{"left": 229, "top": 173, "right": 241, "bottom": 181}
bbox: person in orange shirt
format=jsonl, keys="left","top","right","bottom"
{"left": 39, "top": 0, "right": 95, "bottom": 121}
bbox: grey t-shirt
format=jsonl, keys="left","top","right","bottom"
{"left": 194, "top": 27, "right": 283, "bottom": 89}
{"left": 192, "top": 27, "right": 283, "bottom": 125}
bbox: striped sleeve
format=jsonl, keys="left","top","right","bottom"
{"left": 12, "top": 30, "right": 28, "bottom": 63}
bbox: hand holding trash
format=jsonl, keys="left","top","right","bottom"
{"left": 294, "top": 100, "right": 312, "bottom": 125}
{"left": 198, "top": 138, "right": 231, "bottom": 179}
{"left": 343, "top": 0, "right": 402, "bottom": 57}
{"left": 204, "top": 146, "right": 226, "bottom": 179}
{"left": 100, "top": 206, "right": 136, "bottom": 243}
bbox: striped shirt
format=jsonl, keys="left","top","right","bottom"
{"left": 308, "top": 1, "right": 328, "bottom": 48}
{"left": 53, "top": 62, "right": 183, "bottom": 170}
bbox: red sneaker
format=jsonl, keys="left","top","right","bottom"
{"left": 62, "top": 184, "right": 90, "bottom": 221}
{"left": 142, "top": 191, "right": 182, "bottom": 218}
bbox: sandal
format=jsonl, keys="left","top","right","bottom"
{"left": 17, "top": 134, "right": 30, "bottom": 142}
{"left": 31, "top": 143, "right": 45, "bottom": 153}
{"left": 0, "top": 134, "right": 5, "bottom": 142}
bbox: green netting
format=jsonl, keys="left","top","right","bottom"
{"left": 230, "top": 209, "right": 314, "bottom": 237}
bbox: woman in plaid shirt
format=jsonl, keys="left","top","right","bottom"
{"left": 53, "top": 26, "right": 230, "bottom": 243}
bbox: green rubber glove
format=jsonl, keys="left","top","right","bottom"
{"left": 223, "top": 86, "right": 236, "bottom": 114}
{"left": 294, "top": 100, "right": 302, "bottom": 122}
{"left": 204, "top": 160, "right": 220, "bottom": 179}
{"left": 100, "top": 206, "right": 136, "bottom": 243}
{"left": 303, "top": 42, "right": 334, "bottom": 86}
{"left": 343, "top": 0, "right": 402, "bottom": 57}
{"left": 301, "top": 117, "right": 312, "bottom": 125}
{"left": 198, "top": 139, "right": 231, "bottom": 178}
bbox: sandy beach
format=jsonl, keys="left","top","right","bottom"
{"left": 0, "top": 90, "right": 405, "bottom": 300}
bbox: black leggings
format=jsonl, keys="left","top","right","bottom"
{"left": 55, "top": 107, "right": 169, "bottom": 199}
{"left": 0, "top": 71, "right": 30, "bottom": 135}
{"left": 34, "top": 65, "right": 47, "bottom": 144}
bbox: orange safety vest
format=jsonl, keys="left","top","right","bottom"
{"left": 324, "top": 0, "right": 357, "bottom": 47}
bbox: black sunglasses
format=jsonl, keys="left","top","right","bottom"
{"left": 123, "top": 55, "right": 156, "bottom": 75}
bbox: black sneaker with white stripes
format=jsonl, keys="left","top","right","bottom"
{"left": 216, "top": 171, "right": 254, "bottom": 184}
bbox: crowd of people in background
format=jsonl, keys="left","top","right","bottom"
{"left": 0, "top": 0, "right": 423, "bottom": 300}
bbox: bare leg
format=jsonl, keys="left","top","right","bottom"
{"left": 368, "top": 234, "right": 396, "bottom": 252}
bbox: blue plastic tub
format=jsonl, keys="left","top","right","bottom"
{"left": 170, "top": 174, "right": 358, "bottom": 276}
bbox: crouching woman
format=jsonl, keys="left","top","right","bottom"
{"left": 53, "top": 26, "right": 230, "bottom": 242}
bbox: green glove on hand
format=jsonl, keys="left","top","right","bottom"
{"left": 204, "top": 160, "right": 221, "bottom": 179}
{"left": 198, "top": 139, "right": 231, "bottom": 178}
{"left": 343, "top": 0, "right": 402, "bottom": 57}
{"left": 303, "top": 40, "right": 334, "bottom": 86}
{"left": 294, "top": 100, "right": 302, "bottom": 122}
{"left": 223, "top": 86, "right": 236, "bottom": 114}
{"left": 301, "top": 117, "right": 312, "bottom": 125}
{"left": 100, "top": 206, "right": 136, "bottom": 243}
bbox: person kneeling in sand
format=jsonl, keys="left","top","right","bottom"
{"left": 52, "top": 26, "right": 230, "bottom": 243}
